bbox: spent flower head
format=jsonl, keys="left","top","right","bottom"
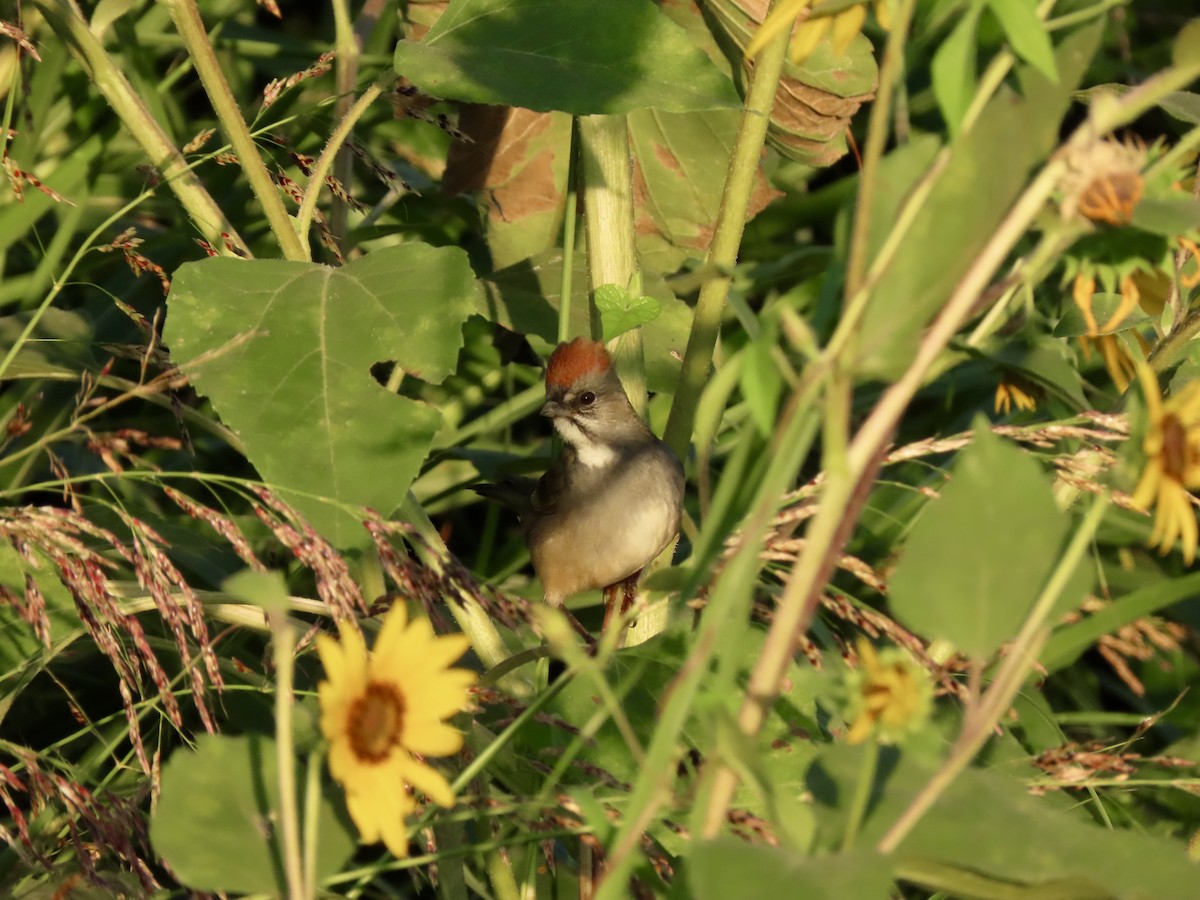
{"left": 317, "top": 604, "right": 475, "bottom": 857}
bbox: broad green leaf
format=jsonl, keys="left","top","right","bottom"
{"left": 481, "top": 250, "right": 690, "bottom": 393}
{"left": 594, "top": 284, "right": 661, "bottom": 341}
{"left": 688, "top": 841, "right": 893, "bottom": 900}
{"left": 856, "top": 22, "right": 1103, "bottom": 379}
{"left": 164, "top": 246, "right": 481, "bottom": 549}
{"left": 394, "top": 0, "right": 739, "bottom": 115}
{"left": 1054, "top": 292, "right": 1154, "bottom": 336}
{"left": 629, "top": 108, "right": 780, "bottom": 273}
{"left": 889, "top": 425, "right": 1070, "bottom": 659}
{"left": 150, "top": 734, "right": 355, "bottom": 894}
{"left": 810, "top": 747, "right": 1200, "bottom": 899}
{"left": 862, "top": 134, "right": 942, "bottom": 265}
{"left": 1131, "top": 196, "right": 1200, "bottom": 236}
{"left": 931, "top": 2, "right": 982, "bottom": 135}
{"left": 986, "top": 0, "right": 1057, "bottom": 81}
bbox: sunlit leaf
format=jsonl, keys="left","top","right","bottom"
{"left": 164, "top": 246, "right": 481, "bottom": 549}
{"left": 394, "top": 0, "right": 739, "bottom": 114}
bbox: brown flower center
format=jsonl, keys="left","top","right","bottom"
{"left": 347, "top": 681, "right": 406, "bottom": 763}
{"left": 1162, "top": 414, "right": 1188, "bottom": 482}
{"left": 1078, "top": 171, "right": 1144, "bottom": 225}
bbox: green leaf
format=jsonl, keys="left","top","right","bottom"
{"left": 1171, "top": 18, "right": 1200, "bottom": 68}
{"left": 594, "top": 283, "right": 662, "bottom": 342}
{"left": 986, "top": 0, "right": 1057, "bottom": 82}
{"left": 223, "top": 569, "right": 290, "bottom": 614}
{"left": 1053, "top": 292, "right": 1154, "bottom": 336}
{"left": 810, "top": 747, "right": 1200, "bottom": 899}
{"left": 739, "top": 337, "right": 782, "bottom": 437}
{"left": 394, "top": 0, "right": 739, "bottom": 115}
{"left": 931, "top": 2, "right": 982, "bottom": 135}
{"left": 1131, "top": 196, "right": 1200, "bottom": 236}
{"left": 889, "top": 424, "right": 1069, "bottom": 659}
{"left": 993, "top": 340, "right": 1088, "bottom": 410}
{"left": 164, "top": 246, "right": 481, "bottom": 549}
{"left": 150, "top": 734, "right": 355, "bottom": 894}
{"left": 856, "top": 22, "right": 1103, "bottom": 379}
{"left": 629, "top": 108, "right": 780, "bottom": 273}
{"left": 1159, "top": 90, "right": 1200, "bottom": 123}
{"left": 687, "top": 841, "right": 893, "bottom": 900}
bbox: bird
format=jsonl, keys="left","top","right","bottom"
{"left": 474, "top": 337, "right": 685, "bottom": 630}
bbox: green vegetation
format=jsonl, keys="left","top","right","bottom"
{"left": 4, "top": 0, "right": 1200, "bottom": 897}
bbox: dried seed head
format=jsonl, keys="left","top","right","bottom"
{"left": 1061, "top": 138, "right": 1148, "bottom": 226}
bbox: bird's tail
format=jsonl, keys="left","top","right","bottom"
{"left": 472, "top": 476, "right": 537, "bottom": 518}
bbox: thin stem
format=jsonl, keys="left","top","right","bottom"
{"left": 841, "top": 741, "right": 881, "bottom": 852}
{"left": 168, "top": 0, "right": 306, "bottom": 260}
{"left": 270, "top": 614, "right": 305, "bottom": 899}
{"left": 295, "top": 74, "right": 390, "bottom": 252}
{"left": 662, "top": 21, "right": 790, "bottom": 459}
{"left": 32, "top": 0, "right": 248, "bottom": 256}
{"left": 302, "top": 749, "right": 323, "bottom": 900}
{"left": 845, "top": 0, "right": 918, "bottom": 297}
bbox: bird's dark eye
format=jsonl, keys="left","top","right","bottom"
{"left": 579, "top": 391, "right": 596, "bottom": 406}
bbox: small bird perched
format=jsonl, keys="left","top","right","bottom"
{"left": 475, "top": 337, "right": 685, "bottom": 628}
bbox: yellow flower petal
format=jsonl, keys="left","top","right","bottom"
{"left": 790, "top": 15, "right": 832, "bottom": 64}
{"left": 405, "top": 720, "right": 465, "bottom": 757}
{"left": 403, "top": 757, "right": 456, "bottom": 808}
{"left": 745, "top": 0, "right": 815, "bottom": 59}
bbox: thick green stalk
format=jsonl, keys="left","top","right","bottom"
{"left": 577, "top": 114, "right": 646, "bottom": 414}
{"left": 662, "top": 24, "right": 789, "bottom": 459}
{"left": 32, "top": 0, "right": 248, "bottom": 257}
{"left": 167, "top": 0, "right": 308, "bottom": 261}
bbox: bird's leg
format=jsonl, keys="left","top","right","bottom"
{"left": 601, "top": 570, "right": 643, "bottom": 633}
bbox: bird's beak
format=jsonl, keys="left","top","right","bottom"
{"left": 540, "top": 400, "right": 569, "bottom": 418}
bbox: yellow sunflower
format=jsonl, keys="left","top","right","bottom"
{"left": 1132, "top": 365, "right": 1200, "bottom": 565}
{"left": 844, "top": 639, "right": 932, "bottom": 745}
{"left": 317, "top": 604, "right": 475, "bottom": 857}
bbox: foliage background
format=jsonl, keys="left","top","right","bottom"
{"left": 3, "top": 0, "right": 1200, "bottom": 897}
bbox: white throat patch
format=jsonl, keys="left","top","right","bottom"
{"left": 553, "top": 418, "right": 617, "bottom": 468}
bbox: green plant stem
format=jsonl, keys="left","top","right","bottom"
{"left": 876, "top": 492, "right": 1109, "bottom": 854}
{"left": 844, "top": 0, "right": 918, "bottom": 298}
{"left": 699, "top": 0, "right": 916, "bottom": 837}
{"left": 32, "top": 0, "right": 249, "bottom": 257}
{"left": 328, "top": 0, "right": 362, "bottom": 252}
{"left": 662, "top": 21, "right": 789, "bottom": 460}
{"left": 841, "top": 740, "right": 881, "bottom": 852}
{"left": 269, "top": 613, "right": 305, "bottom": 900}
{"left": 295, "top": 73, "right": 390, "bottom": 253}
{"left": 167, "top": 0, "right": 307, "bottom": 261}
{"left": 577, "top": 113, "right": 646, "bottom": 412}
{"left": 302, "top": 749, "right": 323, "bottom": 900}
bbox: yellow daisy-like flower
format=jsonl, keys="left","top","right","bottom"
{"left": 1132, "top": 365, "right": 1200, "bottom": 565}
{"left": 844, "top": 639, "right": 932, "bottom": 745}
{"left": 317, "top": 605, "right": 475, "bottom": 857}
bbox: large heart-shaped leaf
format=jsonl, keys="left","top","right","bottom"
{"left": 394, "top": 0, "right": 739, "bottom": 115}
{"left": 164, "top": 246, "right": 481, "bottom": 548}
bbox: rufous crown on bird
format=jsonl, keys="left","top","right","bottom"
{"left": 545, "top": 337, "right": 612, "bottom": 389}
